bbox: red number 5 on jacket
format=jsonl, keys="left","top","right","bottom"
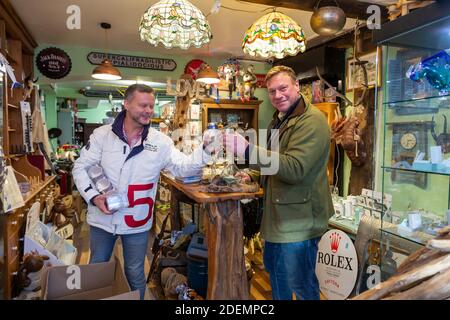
{"left": 125, "top": 183, "right": 154, "bottom": 228}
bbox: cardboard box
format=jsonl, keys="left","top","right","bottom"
{"left": 41, "top": 257, "right": 140, "bottom": 300}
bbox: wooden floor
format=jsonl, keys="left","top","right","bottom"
{"left": 72, "top": 219, "right": 273, "bottom": 300}
{"left": 249, "top": 254, "right": 273, "bottom": 300}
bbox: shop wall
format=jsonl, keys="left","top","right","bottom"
{"left": 35, "top": 44, "right": 273, "bottom": 131}
{"left": 342, "top": 47, "right": 382, "bottom": 199}
{"left": 342, "top": 47, "right": 354, "bottom": 197}
{"left": 53, "top": 86, "right": 107, "bottom": 124}
{"left": 43, "top": 91, "right": 58, "bottom": 151}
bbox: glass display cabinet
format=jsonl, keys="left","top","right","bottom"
{"left": 374, "top": 1, "right": 450, "bottom": 278}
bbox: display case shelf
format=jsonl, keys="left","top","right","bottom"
{"left": 380, "top": 226, "right": 434, "bottom": 247}
{"left": 384, "top": 93, "right": 450, "bottom": 107}
{"left": 382, "top": 165, "right": 450, "bottom": 176}
{"left": 328, "top": 215, "right": 359, "bottom": 237}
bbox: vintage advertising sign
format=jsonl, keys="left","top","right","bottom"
{"left": 184, "top": 59, "right": 206, "bottom": 80}
{"left": 87, "top": 52, "right": 176, "bottom": 71}
{"left": 255, "top": 74, "right": 266, "bottom": 88}
{"left": 36, "top": 47, "right": 72, "bottom": 79}
{"left": 315, "top": 229, "right": 358, "bottom": 300}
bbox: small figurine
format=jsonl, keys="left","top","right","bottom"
{"left": 241, "top": 64, "right": 257, "bottom": 101}
{"left": 23, "top": 75, "right": 39, "bottom": 100}
{"left": 222, "top": 64, "right": 237, "bottom": 99}
{"left": 431, "top": 114, "right": 450, "bottom": 154}
{"left": 17, "top": 250, "right": 50, "bottom": 290}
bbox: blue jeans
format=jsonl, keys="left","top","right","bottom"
{"left": 263, "top": 238, "right": 320, "bottom": 300}
{"left": 89, "top": 226, "right": 149, "bottom": 300}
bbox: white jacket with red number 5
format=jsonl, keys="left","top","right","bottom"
{"left": 72, "top": 110, "right": 208, "bottom": 235}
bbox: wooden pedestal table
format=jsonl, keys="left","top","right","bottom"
{"left": 160, "top": 173, "right": 263, "bottom": 300}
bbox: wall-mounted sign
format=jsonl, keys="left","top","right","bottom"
{"left": 87, "top": 52, "right": 176, "bottom": 71}
{"left": 79, "top": 89, "right": 123, "bottom": 99}
{"left": 166, "top": 77, "right": 207, "bottom": 99}
{"left": 315, "top": 229, "right": 358, "bottom": 300}
{"left": 184, "top": 59, "right": 206, "bottom": 80}
{"left": 36, "top": 47, "right": 72, "bottom": 79}
{"left": 255, "top": 74, "right": 267, "bottom": 88}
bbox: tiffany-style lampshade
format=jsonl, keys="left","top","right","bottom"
{"left": 139, "top": 0, "right": 212, "bottom": 50}
{"left": 242, "top": 10, "right": 306, "bottom": 59}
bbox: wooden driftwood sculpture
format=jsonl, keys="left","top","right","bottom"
{"left": 352, "top": 225, "right": 450, "bottom": 300}
{"left": 200, "top": 175, "right": 259, "bottom": 193}
{"left": 331, "top": 115, "right": 366, "bottom": 166}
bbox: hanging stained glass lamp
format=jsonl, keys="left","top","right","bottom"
{"left": 139, "top": 0, "right": 212, "bottom": 50}
{"left": 92, "top": 23, "right": 122, "bottom": 80}
{"left": 242, "top": 10, "right": 306, "bottom": 59}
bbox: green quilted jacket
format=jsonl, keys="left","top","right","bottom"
{"left": 248, "top": 96, "right": 334, "bottom": 243}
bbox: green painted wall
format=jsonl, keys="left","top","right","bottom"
{"left": 35, "top": 43, "right": 273, "bottom": 133}
{"left": 77, "top": 100, "right": 117, "bottom": 124}
{"left": 44, "top": 92, "right": 57, "bottom": 151}
{"left": 342, "top": 48, "right": 354, "bottom": 198}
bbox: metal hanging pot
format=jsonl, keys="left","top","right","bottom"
{"left": 310, "top": 0, "right": 347, "bottom": 36}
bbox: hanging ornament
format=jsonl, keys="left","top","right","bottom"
{"left": 310, "top": 0, "right": 346, "bottom": 36}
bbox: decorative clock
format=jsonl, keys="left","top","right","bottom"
{"left": 390, "top": 122, "right": 430, "bottom": 189}
{"left": 399, "top": 132, "right": 417, "bottom": 150}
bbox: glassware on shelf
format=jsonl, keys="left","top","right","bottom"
{"left": 203, "top": 122, "right": 223, "bottom": 181}
{"left": 406, "top": 49, "right": 450, "bottom": 95}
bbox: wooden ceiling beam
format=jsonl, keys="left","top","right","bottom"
{"left": 0, "top": 0, "right": 37, "bottom": 54}
{"left": 239, "top": 0, "right": 387, "bottom": 19}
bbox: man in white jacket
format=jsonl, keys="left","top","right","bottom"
{"left": 73, "top": 84, "right": 215, "bottom": 299}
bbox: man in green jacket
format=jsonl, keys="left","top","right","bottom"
{"left": 224, "top": 65, "right": 334, "bottom": 300}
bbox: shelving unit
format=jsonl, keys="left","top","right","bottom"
{"left": 0, "top": 4, "right": 56, "bottom": 299}
{"left": 200, "top": 98, "right": 261, "bottom": 132}
{"left": 374, "top": 1, "right": 450, "bottom": 278}
{"left": 74, "top": 121, "right": 102, "bottom": 146}
{"left": 313, "top": 102, "right": 339, "bottom": 185}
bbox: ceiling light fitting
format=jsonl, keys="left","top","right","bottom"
{"left": 242, "top": 9, "right": 306, "bottom": 59}
{"left": 139, "top": 0, "right": 212, "bottom": 50}
{"left": 91, "top": 22, "right": 122, "bottom": 80}
{"left": 310, "top": 0, "right": 346, "bottom": 36}
{"left": 196, "top": 64, "right": 220, "bottom": 85}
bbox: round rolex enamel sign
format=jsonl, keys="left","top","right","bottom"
{"left": 315, "top": 229, "right": 358, "bottom": 300}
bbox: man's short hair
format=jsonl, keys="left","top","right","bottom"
{"left": 265, "top": 65, "right": 297, "bottom": 84}
{"left": 124, "top": 84, "right": 154, "bottom": 101}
